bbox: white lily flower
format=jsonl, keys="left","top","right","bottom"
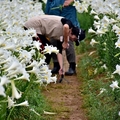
{"left": 42, "top": 44, "right": 59, "bottom": 54}
{"left": 2, "top": 41, "right": 16, "bottom": 51}
{"left": 112, "top": 24, "right": 120, "bottom": 34}
{"left": 118, "top": 111, "right": 120, "bottom": 116}
{"left": 6, "top": 66, "right": 24, "bottom": 77}
{"left": 4, "top": 59, "right": 20, "bottom": 72}
{"left": 32, "top": 41, "right": 42, "bottom": 51}
{"left": 45, "top": 76, "right": 54, "bottom": 84}
{"left": 0, "top": 48, "right": 6, "bottom": 56}
{"left": 94, "top": 15, "right": 100, "bottom": 20}
{"left": 8, "top": 96, "right": 29, "bottom": 109}
{"left": 101, "top": 64, "right": 107, "bottom": 69}
{"left": 90, "top": 39, "right": 99, "bottom": 46}
{"left": 0, "top": 55, "right": 13, "bottom": 65}
{"left": 8, "top": 96, "right": 16, "bottom": 109}
{"left": 50, "top": 75, "right": 57, "bottom": 84}
{"left": 26, "top": 28, "right": 37, "bottom": 37}
{"left": 90, "top": 9, "right": 97, "bottom": 15}
{"left": 0, "top": 75, "right": 10, "bottom": 86}
{"left": 0, "top": 36, "right": 6, "bottom": 46}
{"left": 88, "top": 28, "right": 96, "bottom": 34}
{"left": 19, "top": 50, "right": 32, "bottom": 64}
{"left": 93, "top": 21, "right": 100, "bottom": 29}
{"left": 102, "top": 16, "right": 110, "bottom": 23}
{"left": 14, "top": 100, "right": 29, "bottom": 107}
{"left": 6, "top": 69, "right": 20, "bottom": 78}
{"left": 27, "top": 66, "right": 40, "bottom": 75}
{"left": 96, "top": 29, "right": 106, "bottom": 34}
{"left": 109, "top": 18, "right": 117, "bottom": 24}
{"left": 0, "top": 85, "right": 6, "bottom": 97}
{"left": 11, "top": 80, "right": 22, "bottom": 99}
{"left": 113, "top": 64, "right": 120, "bottom": 75}
{"left": 14, "top": 72, "right": 30, "bottom": 81}
{"left": 16, "top": 36, "right": 33, "bottom": 49}
{"left": 110, "top": 81, "right": 120, "bottom": 91}
{"left": 36, "top": 69, "right": 53, "bottom": 84}
{"left": 0, "top": 50, "right": 11, "bottom": 60}
{"left": 115, "top": 38, "right": 120, "bottom": 48}
{"left": 42, "top": 0, "right": 47, "bottom": 4}
{"left": 26, "top": 60, "right": 38, "bottom": 68}
{"left": 97, "top": 88, "right": 106, "bottom": 96}
{"left": 38, "top": 58, "right": 46, "bottom": 66}
{"left": 39, "top": 65, "right": 51, "bottom": 74}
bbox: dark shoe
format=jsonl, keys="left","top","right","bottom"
{"left": 51, "top": 62, "right": 60, "bottom": 74}
{"left": 65, "top": 62, "right": 76, "bottom": 76}
{"left": 65, "top": 68, "right": 76, "bottom": 75}
{"left": 51, "top": 67, "right": 59, "bottom": 74}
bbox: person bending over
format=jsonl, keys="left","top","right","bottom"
{"left": 45, "top": 0, "right": 80, "bottom": 75}
{"left": 24, "top": 15, "right": 85, "bottom": 75}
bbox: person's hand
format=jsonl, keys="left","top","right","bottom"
{"left": 62, "top": 42, "right": 69, "bottom": 49}
{"left": 63, "top": 0, "right": 74, "bottom": 7}
{"left": 59, "top": 68, "right": 64, "bottom": 75}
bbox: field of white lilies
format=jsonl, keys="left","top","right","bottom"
{"left": 0, "top": 0, "right": 59, "bottom": 119}
{"left": 0, "top": 0, "right": 120, "bottom": 119}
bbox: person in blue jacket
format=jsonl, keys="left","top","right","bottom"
{"left": 45, "top": 0, "right": 80, "bottom": 75}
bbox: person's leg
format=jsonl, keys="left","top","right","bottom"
{"left": 65, "top": 40, "right": 76, "bottom": 75}
{"left": 50, "top": 39, "right": 60, "bottom": 74}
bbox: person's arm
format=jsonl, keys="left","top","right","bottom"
{"left": 62, "top": 24, "right": 69, "bottom": 49}
{"left": 57, "top": 53, "right": 64, "bottom": 75}
{"left": 63, "top": 0, "right": 74, "bottom": 7}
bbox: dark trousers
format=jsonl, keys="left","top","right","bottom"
{"left": 50, "top": 40, "right": 76, "bottom": 63}
{"left": 37, "top": 34, "right": 52, "bottom": 64}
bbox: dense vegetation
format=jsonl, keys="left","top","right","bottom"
{"left": 76, "top": 1, "right": 120, "bottom": 119}
{"left": 0, "top": 0, "right": 120, "bottom": 119}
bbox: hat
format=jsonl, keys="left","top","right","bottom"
{"left": 75, "top": 29, "right": 86, "bottom": 46}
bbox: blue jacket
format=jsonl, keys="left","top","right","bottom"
{"left": 45, "top": 0, "right": 80, "bottom": 27}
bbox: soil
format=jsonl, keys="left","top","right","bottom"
{"left": 42, "top": 51, "right": 88, "bottom": 120}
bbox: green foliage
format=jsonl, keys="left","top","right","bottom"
{"left": 77, "top": 9, "right": 120, "bottom": 118}
{"left": 75, "top": 40, "right": 91, "bottom": 54}
{"left": 77, "top": 41, "right": 120, "bottom": 120}
{"left": 76, "top": 11, "right": 94, "bottom": 54}
{"left": 0, "top": 74, "right": 52, "bottom": 120}
{"left": 95, "top": 30, "right": 119, "bottom": 73}
{"left": 77, "top": 12, "right": 94, "bottom": 31}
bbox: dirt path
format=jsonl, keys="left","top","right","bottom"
{"left": 42, "top": 51, "right": 88, "bottom": 120}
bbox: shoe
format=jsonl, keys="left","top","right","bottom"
{"left": 51, "top": 62, "right": 60, "bottom": 74}
{"left": 51, "top": 67, "right": 59, "bottom": 74}
{"left": 65, "top": 62, "right": 76, "bottom": 76}
{"left": 65, "top": 68, "right": 76, "bottom": 75}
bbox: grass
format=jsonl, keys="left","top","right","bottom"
{"left": 77, "top": 11, "right": 94, "bottom": 31}
{"left": 76, "top": 39, "right": 120, "bottom": 120}
{"left": 75, "top": 12, "right": 120, "bottom": 119}
{"left": 2, "top": 75, "right": 55, "bottom": 120}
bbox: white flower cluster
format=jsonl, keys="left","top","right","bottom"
{"left": 0, "top": 0, "right": 58, "bottom": 109}
{"left": 75, "top": 0, "right": 120, "bottom": 43}
{"left": 73, "top": 0, "right": 90, "bottom": 13}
